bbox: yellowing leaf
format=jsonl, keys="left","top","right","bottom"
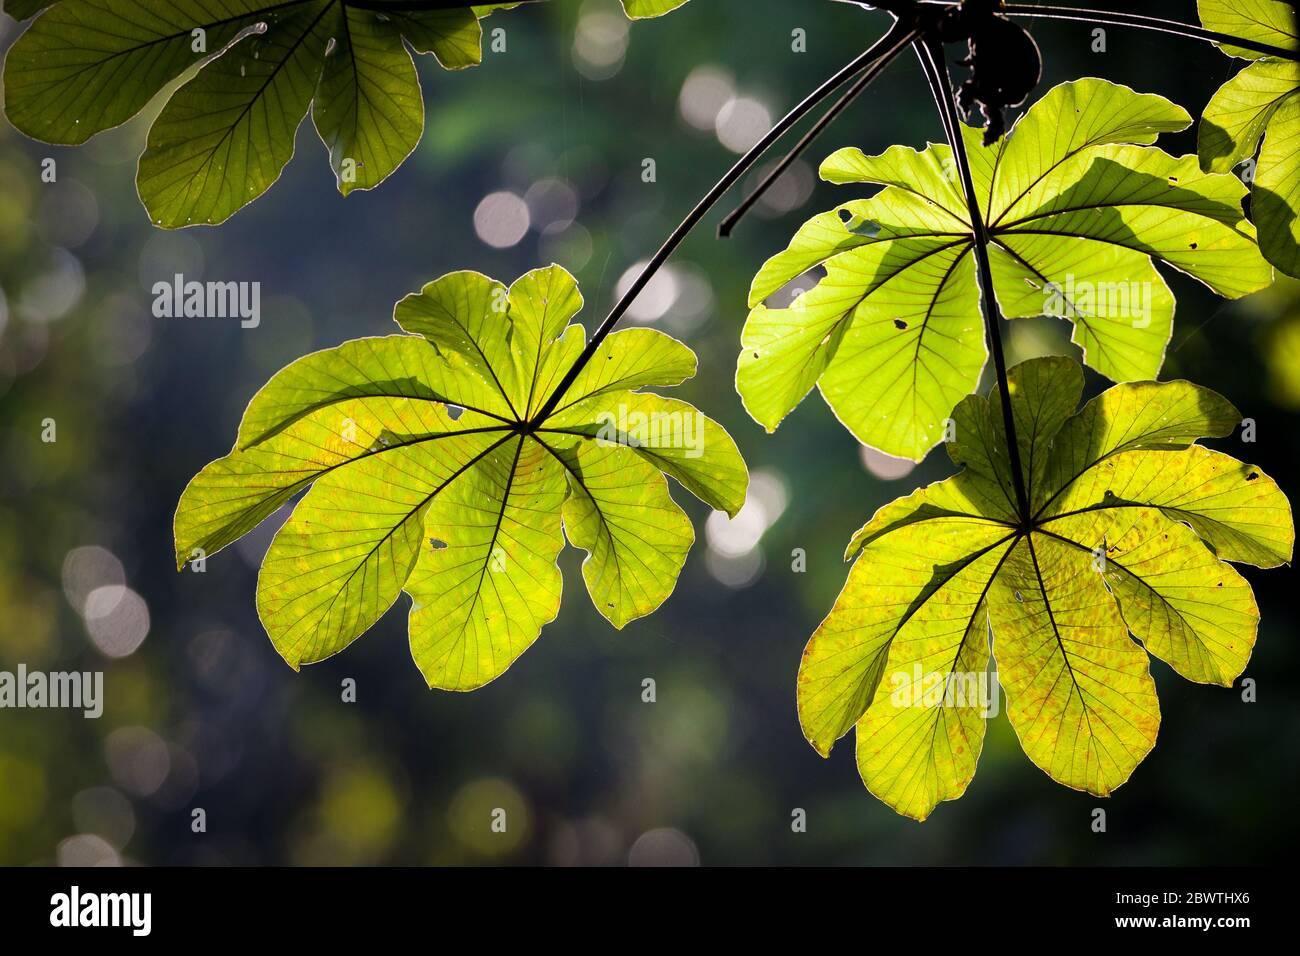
{"left": 175, "top": 265, "right": 748, "bottom": 689}
{"left": 406, "top": 434, "right": 568, "bottom": 690}
{"left": 798, "top": 356, "right": 1292, "bottom": 820}
{"left": 988, "top": 532, "right": 1160, "bottom": 797}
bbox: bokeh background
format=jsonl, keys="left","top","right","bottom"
{"left": 1, "top": 0, "right": 1297, "bottom": 866}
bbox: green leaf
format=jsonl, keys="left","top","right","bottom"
{"left": 742, "top": 79, "right": 1272, "bottom": 462}
{"left": 555, "top": 440, "right": 694, "bottom": 629}
{"left": 174, "top": 335, "right": 492, "bottom": 565}
{"left": 5, "top": 1, "right": 268, "bottom": 147}
{"left": 2, "top": 0, "right": 488, "bottom": 225}
{"left": 620, "top": 0, "right": 689, "bottom": 19}
{"left": 405, "top": 434, "right": 568, "bottom": 690}
{"left": 311, "top": 6, "right": 425, "bottom": 197}
{"left": 798, "top": 356, "right": 1292, "bottom": 819}
{"left": 137, "top": 2, "right": 336, "bottom": 227}
{"left": 175, "top": 265, "right": 748, "bottom": 690}
{"left": 1198, "top": 1, "right": 1300, "bottom": 276}
{"left": 546, "top": 390, "right": 748, "bottom": 519}
{"left": 1199, "top": 0, "right": 1299, "bottom": 59}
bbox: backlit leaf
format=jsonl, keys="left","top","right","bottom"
{"left": 2, "top": 0, "right": 692, "bottom": 223}
{"left": 1198, "top": 0, "right": 1300, "bottom": 276}
{"left": 620, "top": 0, "right": 689, "bottom": 19}
{"left": 742, "top": 79, "right": 1271, "bottom": 461}
{"left": 1199, "top": 0, "right": 1298, "bottom": 60}
{"left": 2, "top": 1, "right": 490, "bottom": 225}
{"left": 175, "top": 265, "right": 748, "bottom": 690}
{"left": 311, "top": 5, "right": 426, "bottom": 197}
{"left": 798, "top": 356, "right": 1292, "bottom": 819}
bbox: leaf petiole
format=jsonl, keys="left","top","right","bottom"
{"left": 916, "top": 35, "right": 1031, "bottom": 523}
{"left": 346, "top": 1, "right": 547, "bottom": 11}
{"left": 717, "top": 19, "right": 915, "bottom": 237}
{"left": 530, "top": 17, "right": 920, "bottom": 424}
{"left": 999, "top": 2, "right": 1300, "bottom": 61}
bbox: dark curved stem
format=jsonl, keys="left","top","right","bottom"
{"left": 347, "top": 0, "right": 548, "bottom": 10}
{"left": 915, "top": 36, "right": 1030, "bottom": 522}
{"left": 717, "top": 19, "right": 916, "bottom": 237}
{"left": 531, "top": 23, "right": 911, "bottom": 424}
{"left": 998, "top": 3, "right": 1300, "bottom": 61}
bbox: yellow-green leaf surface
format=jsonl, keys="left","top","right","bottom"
{"left": 175, "top": 265, "right": 748, "bottom": 690}
{"left": 311, "top": 5, "right": 425, "bottom": 197}
{"left": 620, "top": 0, "right": 689, "bottom": 18}
{"left": 798, "top": 356, "right": 1292, "bottom": 820}
{"left": 742, "top": 79, "right": 1272, "bottom": 462}
{"left": 1199, "top": 0, "right": 1298, "bottom": 60}
{"left": 1198, "top": 0, "right": 1300, "bottom": 276}
{"left": 2, "top": 1, "right": 495, "bottom": 225}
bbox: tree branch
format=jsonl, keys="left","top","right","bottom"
{"left": 531, "top": 23, "right": 911, "bottom": 424}
{"left": 347, "top": 0, "right": 549, "bottom": 11}
{"left": 999, "top": 2, "right": 1299, "bottom": 61}
{"left": 717, "top": 18, "right": 915, "bottom": 237}
{"left": 853, "top": 1, "right": 1297, "bottom": 60}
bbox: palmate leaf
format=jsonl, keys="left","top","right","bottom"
{"left": 0, "top": 1, "right": 515, "bottom": 225}
{"left": 798, "top": 355, "right": 1293, "bottom": 820}
{"left": 1, "top": 0, "right": 689, "bottom": 226}
{"left": 1198, "top": 0, "right": 1300, "bottom": 277}
{"left": 174, "top": 264, "right": 747, "bottom": 690}
{"left": 740, "top": 78, "right": 1273, "bottom": 462}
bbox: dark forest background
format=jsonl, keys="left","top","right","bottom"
{"left": 1, "top": 0, "right": 1297, "bottom": 865}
